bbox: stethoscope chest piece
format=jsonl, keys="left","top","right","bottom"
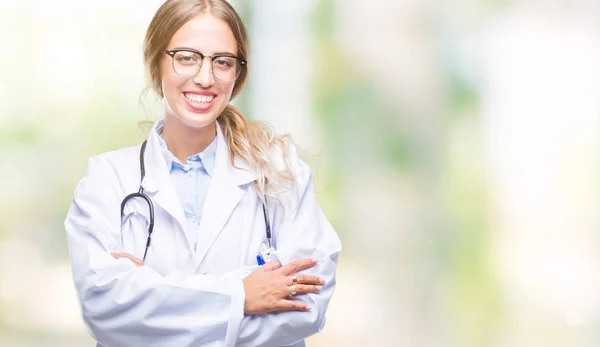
{"left": 257, "top": 240, "right": 275, "bottom": 265}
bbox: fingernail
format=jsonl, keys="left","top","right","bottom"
{"left": 316, "top": 286, "right": 322, "bottom": 291}
{"left": 311, "top": 258, "right": 318, "bottom": 264}
{"left": 305, "top": 306, "right": 311, "bottom": 311}
{"left": 319, "top": 278, "right": 325, "bottom": 284}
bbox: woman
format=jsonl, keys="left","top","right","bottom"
{"left": 64, "top": 1, "right": 342, "bottom": 346}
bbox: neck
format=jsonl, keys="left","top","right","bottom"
{"left": 162, "top": 115, "right": 217, "bottom": 163}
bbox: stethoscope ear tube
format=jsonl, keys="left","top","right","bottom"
{"left": 119, "top": 140, "right": 155, "bottom": 261}
{"left": 120, "top": 191, "right": 154, "bottom": 261}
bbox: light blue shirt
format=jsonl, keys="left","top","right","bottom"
{"left": 156, "top": 124, "right": 216, "bottom": 251}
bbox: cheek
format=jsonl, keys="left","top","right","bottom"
{"left": 160, "top": 60, "right": 183, "bottom": 95}
{"left": 220, "top": 82, "right": 236, "bottom": 100}
{"left": 161, "top": 74, "right": 187, "bottom": 99}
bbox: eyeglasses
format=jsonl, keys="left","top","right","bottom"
{"left": 163, "top": 49, "right": 247, "bottom": 82}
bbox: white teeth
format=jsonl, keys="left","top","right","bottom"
{"left": 185, "top": 93, "right": 215, "bottom": 103}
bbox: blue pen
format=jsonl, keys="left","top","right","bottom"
{"left": 256, "top": 254, "right": 265, "bottom": 265}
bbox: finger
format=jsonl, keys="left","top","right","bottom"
{"left": 111, "top": 252, "right": 144, "bottom": 267}
{"left": 289, "top": 284, "right": 322, "bottom": 296}
{"left": 111, "top": 252, "right": 126, "bottom": 259}
{"left": 112, "top": 252, "right": 144, "bottom": 266}
{"left": 278, "top": 258, "right": 318, "bottom": 276}
{"left": 273, "top": 299, "right": 311, "bottom": 312}
{"left": 289, "top": 274, "right": 325, "bottom": 286}
{"left": 262, "top": 260, "right": 282, "bottom": 271}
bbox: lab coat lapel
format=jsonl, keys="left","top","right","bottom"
{"left": 194, "top": 120, "right": 256, "bottom": 267}
{"left": 140, "top": 123, "right": 194, "bottom": 255}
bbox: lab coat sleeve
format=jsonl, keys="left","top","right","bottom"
{"left": 65, "top": 154, "right": 245, "bottom": 347}
{"left": 235, "top": 144, "right": 343, "bottom": 347}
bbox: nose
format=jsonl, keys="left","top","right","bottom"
{"left": 192, "top": 57, "right": 215, "bottom": 87}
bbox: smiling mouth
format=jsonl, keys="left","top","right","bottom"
{"left": 184, "top": 93, "right": 216, "bottom": 104}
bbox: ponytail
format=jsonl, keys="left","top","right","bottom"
{"left": 218, "top": 105, "right": 295, "bottom": 201}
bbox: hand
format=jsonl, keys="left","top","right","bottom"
{"left": 111, "top": 252, "right": 144, "bottom": 267}
{"left": 242, "top": 258, "right": 325, "bottom": 314}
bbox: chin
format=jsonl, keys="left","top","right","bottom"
{"left": 171, "top": 110, "right": 218, "bottom": 130}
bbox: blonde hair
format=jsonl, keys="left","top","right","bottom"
{"left": 143, "top": 0, "right": 295, "bottom": 200}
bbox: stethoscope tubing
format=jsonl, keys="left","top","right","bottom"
{"left": 120, "top": 139, "right": 271, "bottom": 262}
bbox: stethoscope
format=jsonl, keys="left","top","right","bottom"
{"left": 120, "top": 139, "right": 273, "bottom": 263}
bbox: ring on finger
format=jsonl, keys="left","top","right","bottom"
{"left": 288, "top": 285, "right": 297, "bottom": 297}
{"left": 291, "top": 275, "right": 298, "bottom": 286}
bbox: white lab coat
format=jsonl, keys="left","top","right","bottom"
{"left": 65, "top": 120, "right": 342, "bottom": 347}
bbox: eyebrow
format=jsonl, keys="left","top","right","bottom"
{"left": 171, "top": 46, "right": 237, "bottom": 56}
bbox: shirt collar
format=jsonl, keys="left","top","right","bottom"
{"left": 155, "top": 120, "right": 217, "bottom": 176}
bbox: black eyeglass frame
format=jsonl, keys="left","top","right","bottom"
{"left": 163, "top": 49, "right": 247, "bottom": 81}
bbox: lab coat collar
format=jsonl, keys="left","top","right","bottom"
{"left": 142, "top": 118, "right": 256, "bottom": 192}
{"left": 141, "top": 118, "right": 257, "bottom": 266}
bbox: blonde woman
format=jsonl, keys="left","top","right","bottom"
{"left": 64, "top": 0, "right": 341, "bottom": 346}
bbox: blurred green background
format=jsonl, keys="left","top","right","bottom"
{"left": 0, "top": 0, "right": 599, "bottom": 346}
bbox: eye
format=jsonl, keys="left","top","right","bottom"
{"left": 213, "top": 57, "right": 235, "bottom": 69}
{"left": 174, "top": 52, "right": 199, "bottom": 65}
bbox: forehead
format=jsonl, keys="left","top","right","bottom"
{"left": 167, "top": 13, "right": 237, "bottom": 54}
